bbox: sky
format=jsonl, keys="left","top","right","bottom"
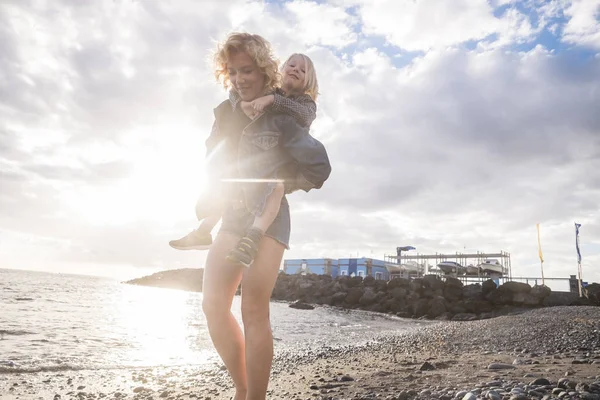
{"left": 0, "top": 0, "right": 599, "bottom": 287}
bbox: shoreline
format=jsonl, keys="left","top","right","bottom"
{"left": 2, "top": 306, "right": 599, "bottom": 400}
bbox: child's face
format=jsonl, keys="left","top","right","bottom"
{"left": 227, "top": 51, "right": 266, "bottom": 101}
{"left": 282, "top": 55, "right": 306, "bottom": 95}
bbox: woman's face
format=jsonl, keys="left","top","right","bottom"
{"left": 228, "top": 51, "right": 266, "bottom": 102}
{"left": 282, "top": 55, "right": 306, "bottom": 95}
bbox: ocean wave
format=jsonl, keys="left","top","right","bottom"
{"left": 0, "top": 360, "right": 216, "bottom": 375}
{"left": 0, "top": 329, "right": 35, "bottom": 336}
{"left": 0, "top": 364, "right": 90, "bottom": 374}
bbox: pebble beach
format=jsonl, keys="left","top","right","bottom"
{"left": 2, "top": 306, "right": 600, "bottom": 400}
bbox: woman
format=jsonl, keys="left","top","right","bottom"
{"left": 201, "top": 33, "right": 331, "bottom": 400}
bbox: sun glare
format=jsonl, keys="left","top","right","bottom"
{"left": 62, "top": 121, "right": 210, "bottom": 226}
{"left": 113, "top": 285, "right": 214, "bottom": 367}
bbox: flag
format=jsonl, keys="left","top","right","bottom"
{"left": 536, "top": 223, "right": 544, "bottom": 263}
{"left": 575, "top": 222, "right": 582, "bottom": 264}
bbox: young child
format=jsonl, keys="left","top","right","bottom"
{"left": 169, "top": 53, "right": 320, "bottom": 267}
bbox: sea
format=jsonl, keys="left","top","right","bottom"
{"left": 0, "top": 268, "right": 429, "bottom": 375}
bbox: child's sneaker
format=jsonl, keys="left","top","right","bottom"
{"left": 169, "top": 230, "right": 213, "bottom": 251}
{"left": 226, "top": 236, "right": 259, "bottom": 268}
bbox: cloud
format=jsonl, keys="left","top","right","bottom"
{"left": 562, "top": 0, "right": 600, "bottom": 49}
{"left": 1, "top": 0, "right": 599, "bottom": 288}
{"left": 355, "top": 0, "right": 537, "bottom": 51}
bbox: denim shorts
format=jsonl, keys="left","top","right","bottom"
{"left": 219, "top": 196, "right": 291, "bottom": 249}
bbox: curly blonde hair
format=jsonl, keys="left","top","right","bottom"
{"left": 282, "top": 53, "right": 320, "bottom": 101}
{"left": 214, "top": 32, "right": 280, "bottom": 94}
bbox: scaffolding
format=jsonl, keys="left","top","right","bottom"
{"left": 384, "top": 250, "right": 512, "bottom": 283}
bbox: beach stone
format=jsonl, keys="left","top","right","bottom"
{"left": 486, "top": 390, "right": 502, "bottom": 400}
{"left": 530, "top": 378, "right": 551, "bottom": 385}
{"left": 488, "top": 363, "right": 516, "bottom": 370}
{"left": 419, "top": 362, "right": 435, "bottom": 371}
{"left": 580, "top": 393, "right": 600, "bottom": 400}
{"left": 461, "top": 392, "right": 477, "bottom": 400}
{"left": 289, "top": 301, "right": 315, "bottom": 310}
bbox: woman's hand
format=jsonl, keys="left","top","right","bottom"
{"left": 251, "top": 95, "right": 275, "bottom": 113}
{"left": 240, "top": 101, "right": 258, "bottom": 119}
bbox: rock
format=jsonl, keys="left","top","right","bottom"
{"left": 410, "top": 278, "right": 424, "bottom": 293}
{"left": 530, "top": 378, "right": 551, "bottom": 385}
{"left": 389, "top": 287, "right": 407, "bottom": 301}
{"left": 487, "top": 390, "right": 502, "bottom": 400}
{"left": 486, "top": 286, "right": 514, "bottom": 305}
{"left": 482, "top": 279, "right": 497, "bottom": 295}
{"left": 543, "top": 292, "right": 580, "bottom": 307}
{"left": 427, "top": 296, "right": 447, "bottom": 318}
{"left": 422, "top": 275, "right": 444, "bottom": 292}
{"left": 585, "top": 283, "right": 600, "bottom": 305}
{"left": 419, "top": 361, "right": 436, "bottom": 371}
{"left": 387, "top": 277, "right": 410, "bottom": 289}
{"left": 462, "top": 392, "right": 477, "bottom": 400}
{"left": 512, "top": 292, "right": 541, "bottom": 306}
{"left": 345, "top": 287, "right": 363, "bottom": 305}
{"left": 452, "top": 313, "right": 477, "bottom": 321}
{"left": 363, "top": 275, "right": 375, "bottom": 286}
{"left": 501, "top": 281, "right": 532, "bottom": 293}
{"left": 444, "top": 277, "right": 464, "bottom": 302}
{"left": 289, "top": 301, "right": 314, "bottom": 310}
{"left": 124, "top": 268, "right": 203, "bottom": 292}
{"left": 488, "top": 363, "right": 516, "bottom": 370}
{"left": 331, "top": 292, "right": 347, "bottom": 305}
{"left": 359, "top": 288, "right": 377, "bottom": 306}
{"left": 412, "top": 298, "right": 429, "bottom": 317}
{"left": 463, "top": 283, "right": 483, "bottom": 300}
{"left": 464, "top": 299, "right": 494, "bottom": 314}
{"left": 531, "top": 284, "right": 551, "bottom": 299}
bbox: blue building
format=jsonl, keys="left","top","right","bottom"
{"left": 283, "top": 257, "right": 389, "bottom": 280}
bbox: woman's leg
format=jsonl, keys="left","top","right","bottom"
{"left": 240, "top": 236, "right": 285, "bottom": 400}
{"left": 202, "top": 232, "right": 247, "bottom": 399}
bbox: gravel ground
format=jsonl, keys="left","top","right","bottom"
{"left": 1, "top": 306, "right": 599, "bottom": 400}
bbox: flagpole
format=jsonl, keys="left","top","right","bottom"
{"left": 536, "top": 224, "right": 545, "bottom": 286}
{"left": 578, "top": 261, "right": 582, "bottom": 297}
{"left": 575, "top": 223, "right": 582, "bottom": 297}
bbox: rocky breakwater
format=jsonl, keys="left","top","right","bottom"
{"left": 271, "top": 274, "right": 597, "bottom": 320}
{"left": 124, "top": 268, "right": 204, "bottom": 292}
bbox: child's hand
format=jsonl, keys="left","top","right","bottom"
{"left": 240, "top": 101, "right": 257, "bottom": 119}
{"left": 251, "top": 95, "right": 275, "bottom": 113}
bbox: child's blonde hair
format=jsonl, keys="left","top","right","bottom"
{"left": 213, "top": 32, "right": 280, "bottom": 94}
{"left": 282, "top": 53, "right": 319, "bottom": 101}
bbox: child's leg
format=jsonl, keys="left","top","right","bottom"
{"left": 196, "top": 214, "right": 221, "bottom": 234}
{"left": 227, "top": 182, "right": 284, "bottom": 267}
{"left": 251, "top": 182, "right": 284, "bottom": 233}
{"left": 169, "top": 213, "right": 222, "bottom": 252}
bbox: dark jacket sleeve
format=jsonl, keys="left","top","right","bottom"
{"left": 205, "top": 120, "right": 222, "bottom": 158}
{"left": 278, "top": 117, "right": 331, "bottom": 193}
